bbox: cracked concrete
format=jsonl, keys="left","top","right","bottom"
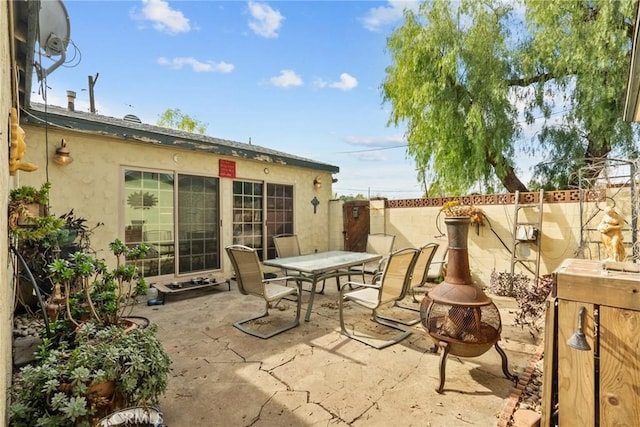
{"left": 131, "top": 279, "right": 540, "bottom": 426}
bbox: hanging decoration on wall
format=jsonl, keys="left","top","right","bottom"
{"left": 9, "top": 108, "right": 38, "bottom": 176}
{"left": 127, "top": 191, "right": 158, "bottom": 210}
{"left": 311, "top": 196, "right": 320, "bottom": 214}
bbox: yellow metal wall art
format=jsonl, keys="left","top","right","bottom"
{"left": 9, "top": 107, "right": 38, "bottom": 175}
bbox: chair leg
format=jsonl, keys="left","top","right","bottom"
{"left": 234, "top": 296, "right": 300, "bottom": 339}
{"left": 374, "top": 303, "right": 421, "bottom": 326}
{"left": 339, "top": 299, "right": 412, "bottom": 349}
{"left": 377, "top": 290, "right": 423, "bottom": 325}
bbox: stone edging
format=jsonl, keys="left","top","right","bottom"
{"left": 496, "top": 341, "right": 545, "bottom": 427}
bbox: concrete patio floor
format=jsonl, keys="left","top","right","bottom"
{"left": 131, "top": 278, "right": 541, "bottom": 426}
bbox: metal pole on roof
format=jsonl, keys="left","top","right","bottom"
{"left": 88, "top": 72, "right": 99, "bottom": 113}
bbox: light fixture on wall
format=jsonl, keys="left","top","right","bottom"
{"left": 313, "top": 176, "right": 322, "bottom": 189}
{"left": 53, "top": 139, "right": 73, "bottom": 165}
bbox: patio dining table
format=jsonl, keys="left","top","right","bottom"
{"left": 263, "top": 250, "right": 382, "bottom": 322}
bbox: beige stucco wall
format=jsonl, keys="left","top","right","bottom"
{"left": 328, "top": 199, "right": 344, "bottom": 251}
{"left": 340, "top": 193, "right": 638, "bottom": 288}
{"left": 18, "top": 124, "right": 334, "bottom": 276}
{"left": 2, "top": 1, "right": 14, "bottom": 420}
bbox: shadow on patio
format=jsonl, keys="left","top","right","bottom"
{"left": 132, "top": 278, "right": 540, "bottom": 426}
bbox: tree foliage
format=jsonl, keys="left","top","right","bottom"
{"left": 382, "top": 0, "right": 639, "bottom": 194}
{"left": 157, "top": 108, "right": 208, "bottom": 134}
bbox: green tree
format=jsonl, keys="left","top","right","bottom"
{"left": 157, "top": 108, "right": 208, "bottom": 134}
{"left": 382, "top": 0, "right": 638, "bottom": 194}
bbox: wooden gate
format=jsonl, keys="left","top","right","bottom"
{"left": 342, "top": 201, "right": 369, "bottom": 252}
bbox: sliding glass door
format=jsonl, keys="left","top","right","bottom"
{"left": 124, "top": 169, "right": 220, "bottom": 277}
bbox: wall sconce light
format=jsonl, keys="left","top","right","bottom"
{"left": 53, "top": 139, "right": 73, "bottom": 165}
{"left": 313, "top": 177, "right": 322, "bottom": 189}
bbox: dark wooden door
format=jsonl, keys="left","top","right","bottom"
{"left": 343, "top": 201, "right": 369, "bottom": 252}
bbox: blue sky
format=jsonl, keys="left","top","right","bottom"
{"left": 31, "top": 0, "right": 429, "bottom": 199}
{"left": 33, "top": 0, "right": 543, "bottom": 199}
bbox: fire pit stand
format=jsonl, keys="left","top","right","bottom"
{"left": 420, "top": 216, "right": 518, "bottom": 393}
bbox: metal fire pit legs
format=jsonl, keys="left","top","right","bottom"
{"left": 435, "top": 340, "right": 518, "bottom": 394}
{"left": 494, "top": 342, "right": 518, "bottom": 384}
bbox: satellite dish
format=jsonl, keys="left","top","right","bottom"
{"left": 38, "top": 0, "right": 70, "bottom": 56}
{"left": 35, "top": 0, "right": 71, "bottom": 80}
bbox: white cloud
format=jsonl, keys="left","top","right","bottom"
{"left": 157, "top": 57, "right": 234, "bottom": 73}
{"left": 330, "top": 73, "right": 358, "bottom": 91}
{"left": 344, "top": 135, "right": 405, "bottom": 147}
{"left": 360, "top": 1, "right": 420, "bottom": 32}
{"left": 269, "top": 70, "right": 303, "bottom": 88}
{"left": 315, "top": 73, "right": 359, "bottom": 91}
{"left": 134, "top": 0, "right": 191, "bottom": 34}
{"left": 248, "top": 1, "right": 284, "bottom": 38}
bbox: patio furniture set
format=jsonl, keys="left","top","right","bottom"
{"left": 225, "top": 233, "right": 447, "bottom": 347}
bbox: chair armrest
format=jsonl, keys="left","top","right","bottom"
{"left": 262, "top": 276, "right": 295, "bottom": 285}
{"left": 263, "top": 276, "right": 314, "bottom": 285}
{"left": 376, "top": 256, "right": 389, "bottom": 272}
{"left": 339, "top": 281, "right": 381, "bottom": 294}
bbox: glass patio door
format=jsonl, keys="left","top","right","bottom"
{"left": 124, "top": 169, "right": 220, "bottom": 277}
{"left": 177, "top": 174, "right": 220, "bottom": 273}
{"left": 232, "top": 181, "right": 293, "bottom": 260}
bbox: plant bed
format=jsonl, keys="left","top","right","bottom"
{"left": 10, "top": 239, "right": 172, "bottom": 426}
{"left": 497, "top": 343, "right": 544, "bottom": 427}
{"left": 10, "top": 322, "right": 171, "bottom": 426}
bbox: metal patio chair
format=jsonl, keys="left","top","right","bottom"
{"left": 226, "top": 245, "right": 301, "bottom": 339}
{"left": 376, "top": 242, "right": 439, "bottom": 326}
{"left": 426, "top": 242, "right": 448, "bottom": 284}
{"left": 409, "top": 242, "right": 440, "bottom": 302}
{"left": 348, "top": 233, "right": 395, "bottom": 283}
{"left": 339, "top": 247, "right": 420, "bottom": 349}
{"left": 273, "top": 234, "right": 329, "bottom": 293}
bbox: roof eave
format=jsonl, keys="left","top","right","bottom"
{"left": 22, "top": 106, "right": 340, "bottom": 174}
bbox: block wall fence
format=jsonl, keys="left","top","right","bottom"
{"left": 328, "top": 188, "right": 638, "bottom": 288}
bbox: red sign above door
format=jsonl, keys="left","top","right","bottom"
{"left": 219, "top": 159, "right": 236, "bottom": 178}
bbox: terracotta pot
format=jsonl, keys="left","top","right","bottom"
{"left": 120, "top": 318, "right": 138, "bottom": 334}
{"left": 46, "top": 303, "right": 61, "bottom": 321}
{"left": 17, "top": 203, "right": 45, "bottom": 226}
{"left": 88, "top": 380, "right": 116, "bottom": 398}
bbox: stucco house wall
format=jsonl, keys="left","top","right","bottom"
{"left": 2, "top": 1, "right": 13, "bottom": 421}
{"left": 18, "top": 106, "right": 337, "bottom": 278}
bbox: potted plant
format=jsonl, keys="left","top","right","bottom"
{"left": 9, "top": 182, "right": 51, "bottom": 225}
{"left": 9, "top": 321, "right": 171, "bottom": 426}
{"left": 13, "top": 210, "right": 101, "bottom": 311}
{"left": 8, "top": 182, "right": 67, "bottom": 242}
{"left": 10, "top": 237, "right": 170, "bottom": 426}
{"left": 46, "top": 239, "right": 150, "bottom": 329}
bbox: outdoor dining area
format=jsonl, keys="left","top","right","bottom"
{"left": 134, "top": 225, "right": 541, "bottom": 426}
